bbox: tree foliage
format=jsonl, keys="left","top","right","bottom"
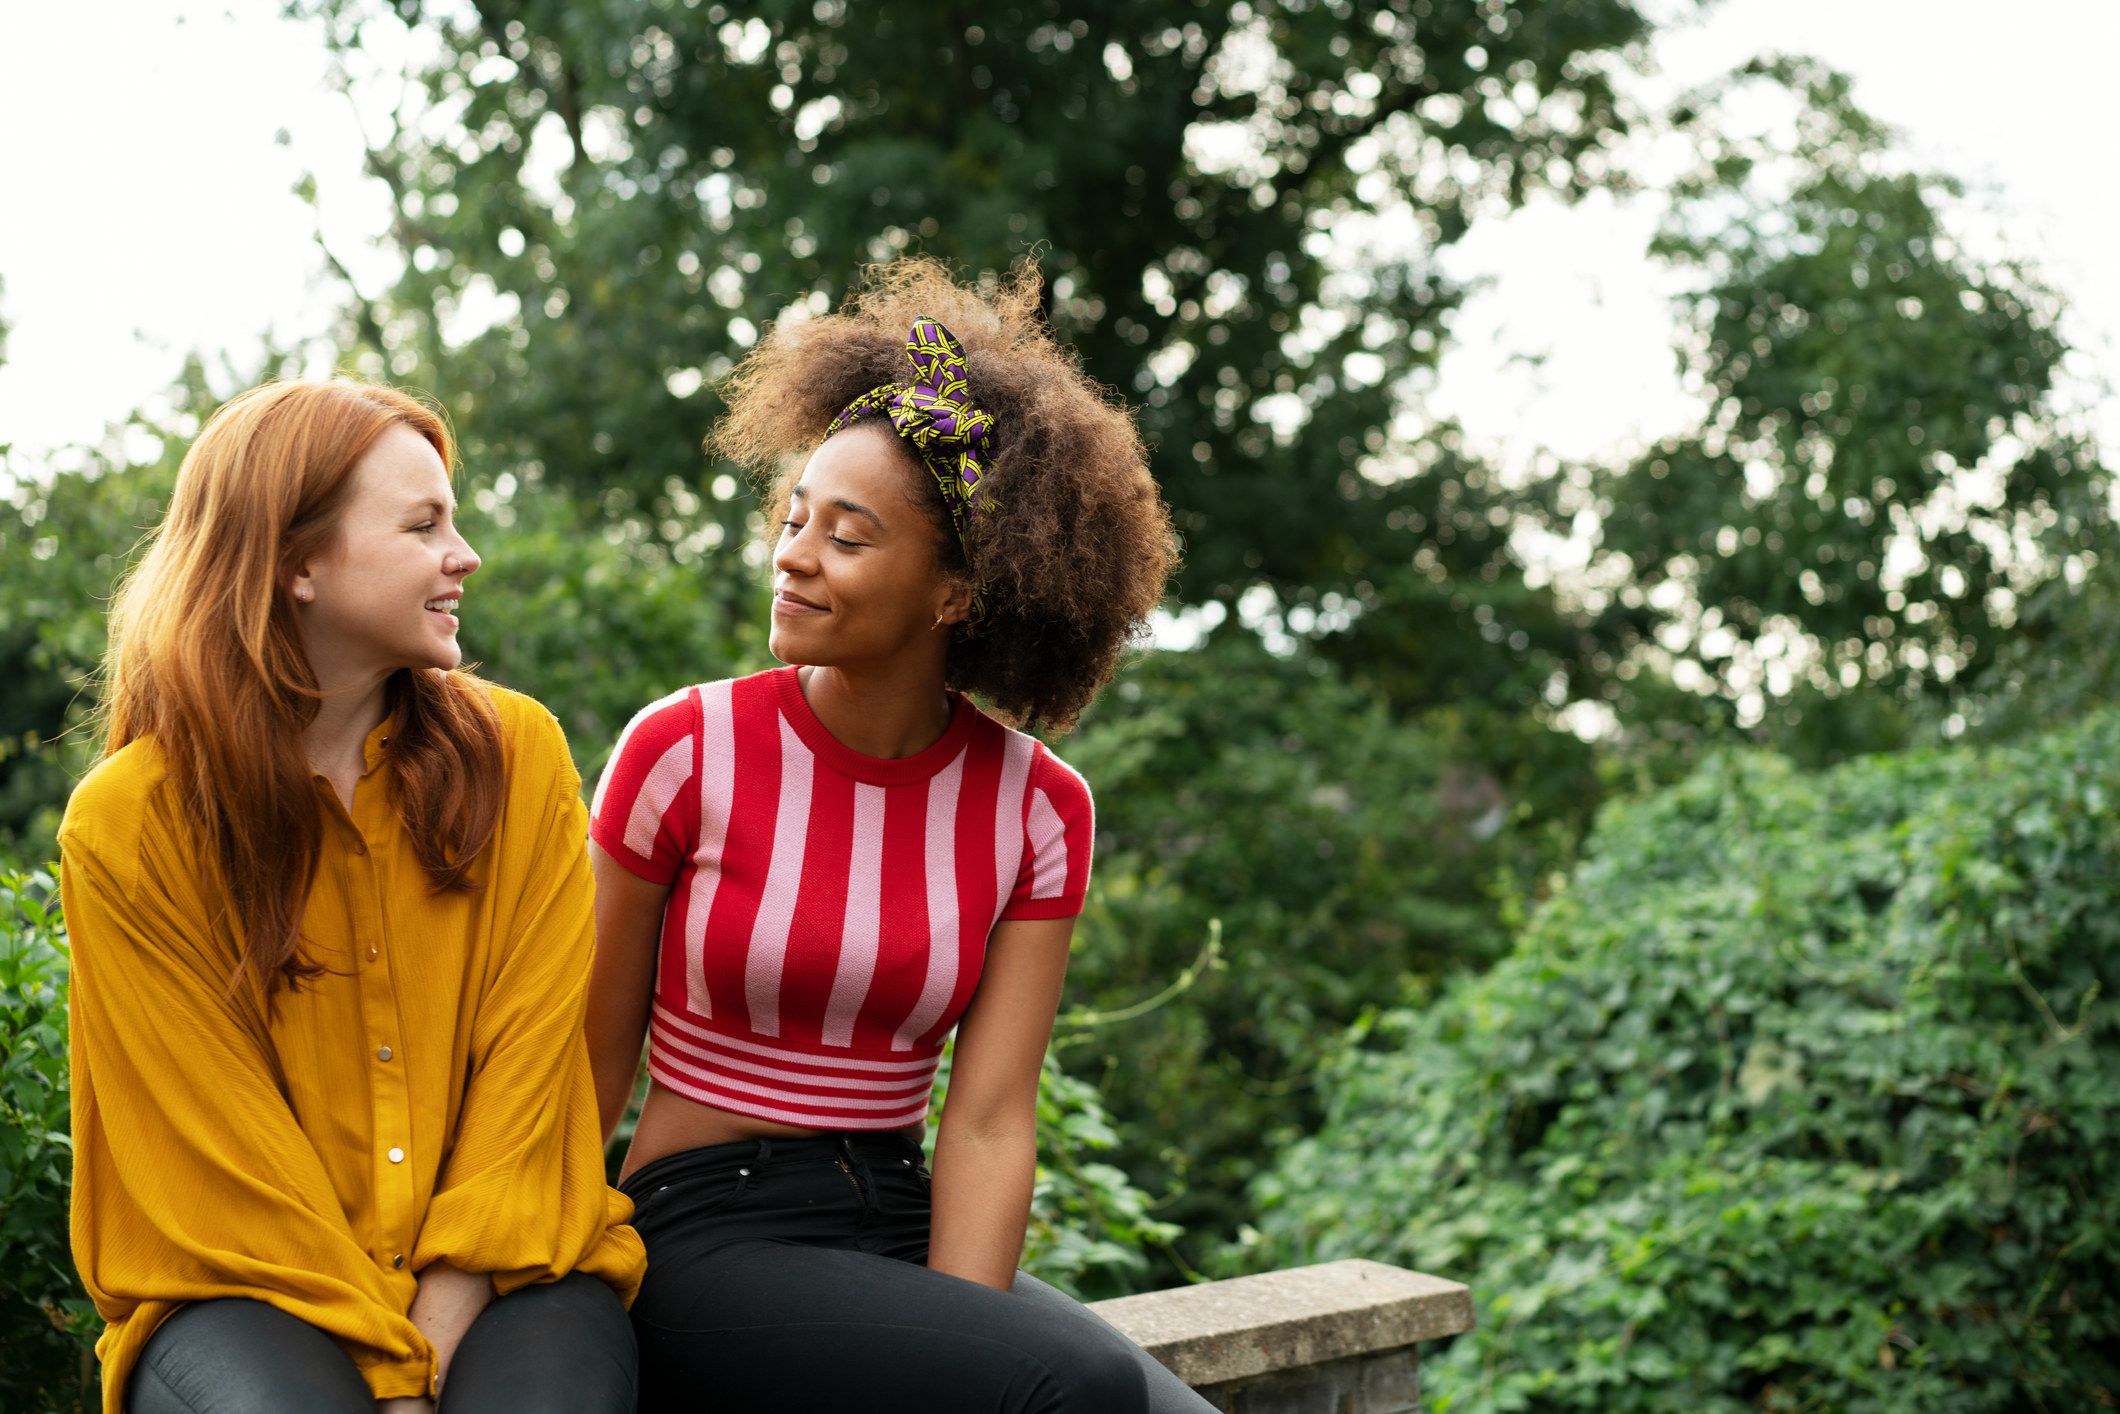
{"left": 0, "top": 389, "right": 196, "bottom": 861}
{"left": 303, "top": 0, "right": 1653, "bottom": 599}
{"left": 1056, "top": 625, "right": 1551, "bottom": 1244}
{"left": 1251, "top": 712, "right": 2120, "bottom": 1411}
{"left": 1586, "top": 60, "right": 2106, "bottom": 762}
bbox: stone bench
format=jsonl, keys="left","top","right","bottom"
{"left": 1088, "top": 1259, "right": 1474, "bottom": 1413}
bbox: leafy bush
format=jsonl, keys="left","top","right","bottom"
{"left": 1057, "top": 627, "right": 1547, "bottom": 1253}
{"left": 0, "top": 869, "right": 95, "bottom": 1414}
{"left": 1250, "top": 714, "right": 2120, "bottom": 1411}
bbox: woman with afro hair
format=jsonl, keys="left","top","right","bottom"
{"left": 583, "top": 259, "right": 1212, "bottom": 1413}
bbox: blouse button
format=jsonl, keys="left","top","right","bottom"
{"left": 388, "top": 1147, "right": 405, "bottom": 1164}
{"left": 377, "top": 1046, "right": 393, "bottom": 1062}
{"left": 350, "top": 839, "right": 368, "bottom": 857}
{"left": 367, "top": 946, "right": 379, "bottom": 961}
{"left": 392, "top": 1253, "right": 405, "bottom": 1269}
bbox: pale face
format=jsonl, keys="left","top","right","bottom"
{"left": 292, "top": 424, "right": 479, "bottom": 688}
{"left": 769, "top": 424, "right": 969, "bottom": 668}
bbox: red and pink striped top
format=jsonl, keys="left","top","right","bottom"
{"left": 588, "top": 667, "right": 1093, "bottom": 1129}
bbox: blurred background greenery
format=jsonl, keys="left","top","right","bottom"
{"left": 4, "top": 3, "right": 2116, "bottom": 1410}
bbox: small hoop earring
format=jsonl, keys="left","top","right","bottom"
{"left": 932, "top": 615, "right": 945, "bottom": 631}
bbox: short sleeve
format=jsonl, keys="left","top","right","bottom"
{"left": 588, "top": 687, "right": 699, "bottom": 884}
{"left": 1001, "top": 746, "right": 1094, "bottom": 921}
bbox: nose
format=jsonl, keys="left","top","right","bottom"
{"left": 772, "top": 519, "right": 815, "bottom": 579}
{"left": 451, "top": 534, "right": 481, "bottom": 579}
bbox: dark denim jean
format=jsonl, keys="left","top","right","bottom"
{"left": 621, "top": 1130, "right": 1212, "bottom": 1414}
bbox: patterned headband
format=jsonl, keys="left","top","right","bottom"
{"left": 823, "top": 316, "right": 998, "bottom": 635}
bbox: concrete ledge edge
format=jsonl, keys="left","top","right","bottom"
{"left": 1087, "top": 1259, "right": 1475, "bottom": 1388}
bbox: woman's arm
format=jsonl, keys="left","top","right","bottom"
{"left": 374, "top": 1256, "right": 493, "bottom": 1412}
{"left": 587, "top": 842, "right": 670, "bottom": 1141}
{"left": 407, "top": 1260, "right": 493, "bottom": 1394}
{"left": 926, "top": 915, "right": 1076, "bottom": 1290}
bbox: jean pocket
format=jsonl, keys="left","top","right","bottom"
{"left": 629, "top": 1167, "right": 752, "bottom": 1238}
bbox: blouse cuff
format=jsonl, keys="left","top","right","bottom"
{"left": 355, "top": 1346, "right": 439, "bottom": 1401}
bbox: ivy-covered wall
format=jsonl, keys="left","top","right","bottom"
{"left": 1251, "top": 711, "right": 2120, "bottom": 1411}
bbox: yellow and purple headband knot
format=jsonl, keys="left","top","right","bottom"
{"left": 824, "top": 316, "right": 999, "bottom": 635}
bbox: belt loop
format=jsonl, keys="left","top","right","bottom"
{"left": 751, "top": 1138, "right": 773, "bottom": 1187}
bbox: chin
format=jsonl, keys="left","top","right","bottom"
{"left": 767, "top": 633, "right": 820, "bottom": 667}
{"left": 408, "top": 639, "right": 464, "bottom": 673}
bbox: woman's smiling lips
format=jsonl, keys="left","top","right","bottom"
{"left": 773, "top": 588, "right": 829, "bottom": 616}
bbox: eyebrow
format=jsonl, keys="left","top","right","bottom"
{"left": 409, "top": 497, "right": 455, "bottom": 517}
{"left": 789, "top": 484, "right": 883, "bottom": 526}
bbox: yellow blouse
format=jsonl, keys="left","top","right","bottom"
{"left": 59, "top": 686, "right": 644, "bottom": 1411}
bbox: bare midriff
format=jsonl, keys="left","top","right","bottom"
{"left": 619, "top": 1079, "right": 928, "bottom": 1182}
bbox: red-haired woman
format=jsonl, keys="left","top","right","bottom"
{"left": 585, "top": 262, "right": 1215, "bottom": 1413}
{"left": 60, "top": 380, "right": 643, "bottom": 1414}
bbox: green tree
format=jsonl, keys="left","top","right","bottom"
{"left": 1587, "top": 59, "right": 2107, "bottom": 763}
{"left": 303, "top": 0, "right": 1656, "bottom": 599}
{"left": 1251, "top": 714, "right": 2120, "bottom": 1412}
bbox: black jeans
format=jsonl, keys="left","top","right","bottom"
{"left": 622, "top": 1131, "right": 1215, "bottom": 1414}
{"left": 127, "top": 1271, "right": 636, "bottom": 1414}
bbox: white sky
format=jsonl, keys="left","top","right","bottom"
{"left": 1429, "top": 0, "right": 2120, "bottom": 471}
{"left": 1, "top": 0, "right": 2115, "bottom": 474}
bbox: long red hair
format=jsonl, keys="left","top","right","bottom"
{"left": 99, "top": 379, "right": 505, "bottom": 993}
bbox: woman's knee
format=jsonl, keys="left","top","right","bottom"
{"left": 1034, "top": 1323, "right": 1150, "bottom": 1414}
{"left": 132, "top": 1299, "right": 371, "bottom": 1414}
{"left": 441, "top": 1273, "right": 636, "bottom": 1414}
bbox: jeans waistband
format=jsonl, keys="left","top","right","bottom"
{"left": 618, "top": 1130, "right": 925, "bottom": 1201}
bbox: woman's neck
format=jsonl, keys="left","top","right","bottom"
{"left": 304, "top": 671, "right": 393, "bottom": 810}
{"left": 798, "top": 662, "right": 953, "bottom": 760}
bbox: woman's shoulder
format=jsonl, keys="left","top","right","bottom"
{"left": 59, "top": 738, "right": 177, "bottom": 866}
{"left": 468, "top": 681, "right": 584, "bottom": 800}
{"left": 969, "top": 706, "right": 1093, "bottom": 813}
{"left": 1028, "top": 738, "right": 1092, "bottom": 813}
{"left": 480, "top": 679, "right": 559, "bottom": 738}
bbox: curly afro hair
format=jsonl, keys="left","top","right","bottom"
{"left": 716, "top": 259, "right": 1179, "bottom": 732}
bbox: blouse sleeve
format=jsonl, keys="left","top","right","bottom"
{"left": 587, "top": 687, "right": 698, "bottom": 884}
{"left": 1000, "top": 747, "right": 1096, "bottom": 921}
{"left": 410, "top": 706, "right": 646, "bottom": 1302}
{"left": 60, "top": 796, "right": 439, "bottom": 1404}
